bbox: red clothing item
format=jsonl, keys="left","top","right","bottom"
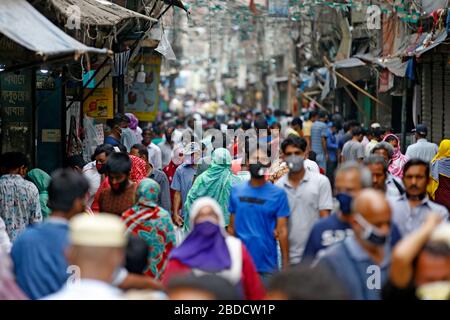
{"left": 163, "top": 161, "right": 179, "bottom": 206}
{"left": 435, "top": 174, "right": 450, "bottom": 212}
{"left": 91, "top": 155, "right": 147, "bottom": 212}
{"left": 162, "top": 244, "right": 265, "bottom": 300}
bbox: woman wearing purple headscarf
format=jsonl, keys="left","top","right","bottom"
{"left": 126, "top": 113, "right": 143, "bottom": 144}
{"left": 162, "top": 197, "right": 265, "bottom": 300}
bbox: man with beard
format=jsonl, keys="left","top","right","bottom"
{"left": 98, "top": 153, "right": 137, "bottom": 216}
{"left": 389, "top": 159, "right": 448, "bottom": 237}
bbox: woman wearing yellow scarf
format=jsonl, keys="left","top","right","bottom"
{"left": 428, "top": 139, "right": 450, "bottom": 211}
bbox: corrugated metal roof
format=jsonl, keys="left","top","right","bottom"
{"left": 0, "top": 0, "right": 108, "bottom": 57}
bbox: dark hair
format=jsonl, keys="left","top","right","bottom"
{"left": 65, "top": 155, "right": 86, "bottom": 169}
{"left": 364, "top": 155, "right": 388, "bottom": 173}
{"left": 167, "top": 274, "right": 239, "bottom": 300}
{"left": 242, "top": 120, "right": 252, "bottom": 131}
{"left": 308, "top": 150, "right": 317, "bottom": 162}
{"left": 351, "top": 127, "right": 363, "bottom": 137}
{"left": 423, "top": 241, "right": 450, "bottom": 257}
{"left": 281, "top": 136, "right": 308, "bottom": 153}
{"left": 131, "top": 144, "right": 148, "bottom": 160}
{"left": 117, "top": 144, "right": 128, "bottom": 154}
{"left": 270, "top": 122, "right": 281, "bottom": 130}
{"left": 91, "top": 144, "right": 115, "bottom": 161}
{"left": 254, "top": 116, "right": 268, "bottom": 131}
{"left": 308, "top": 110, "right": 318, "bottom": 119}
{"left": 268, "top": 264, "right": 349, "bottom": 300}
{"left": 0, "top": 152, "right": 30, "bottom": 171}
{"left": 318, "top": 110, "right": 328, "bottom": 119}
{"left": 385, "top": 135, "right": 399, "bottom": 144}
{"left": 291, "top": 117, "right": 303, "bottom": 129}
{"left": 403, "top": 159, "right": 430, "bottom": 178}
{"left": 125, "top": 235, "right": 149, "bottom": 274}
{"left": 47, "top": 169, "right": 89, "bottom": 212}
{"left": 105, "top": 152, "right": 132, "bottom": 175}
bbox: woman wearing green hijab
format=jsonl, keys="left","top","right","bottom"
{"left": 184, "top": 148, "right": 242, "bottom": 231}
{"left": 26, "top": 169, "right": 52, "bottom": 218}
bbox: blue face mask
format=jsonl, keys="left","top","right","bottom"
{"left": 355, "top": 214, "right": 388, "bottom": 247}
{"left": 336, "top": 193, "right": 353, "bottom": 215}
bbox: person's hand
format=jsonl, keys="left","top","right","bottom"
{"left": 273, "top": 229, "right": 279, "bottom": 240}
{"left": 172, "top": 213, "right": 184, "bottom": 227}
{"left": 424, "top": 213, "right": 444, "bottom": 230}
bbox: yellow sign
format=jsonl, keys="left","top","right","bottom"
{"left": 83, "top": 87, "right": 114, "bottom": 119}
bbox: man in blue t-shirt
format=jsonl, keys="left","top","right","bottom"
{"left": 303, "top": 162, "right": 402, "bottom": 262}
{"left": 229, "top": 148, "right": 290, "bottom": 284}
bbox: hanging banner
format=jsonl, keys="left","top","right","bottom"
{"left": 125, "top": 54, "right": 161, "bottom": 122}
{"left": 83, "top": 87, "right": 114, "bottom": 119}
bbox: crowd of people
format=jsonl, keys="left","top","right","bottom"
{"left": 0, "top": 107, "right": 450, "bottom": 300}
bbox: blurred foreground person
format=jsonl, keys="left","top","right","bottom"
{"left": 317, "top": 190, "right": 393, "bottom": 300}
{"left": 383, "top": 214, "right": 450, "bottom": 300}
{"left": 122, "top": 179, "right": 176, "bottom": 279}
{"left": 0, "top": 247, "right": 27, "bottom": 300}
{"left": 428, "top": 140, "right": 450, "bottom": 212}
{"left": 164, "top": 197, "right": 265, "bottom": 300}
{"left": 167, "top": 274, "right": 239, "bottom": 300}
{"left": 266, "top": 264, "right": 348, "bottom": 300}
{"left": 44, "top": 214, "right": 127, "bottom": 300}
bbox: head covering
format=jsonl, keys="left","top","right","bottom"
{"left": 183, "top": 148, "right": 240, "bottom": 231}
{"left": 412, "top": 124, "right": 428, "bottom": 136}
{"left": 129, "top": 155, "right": 148, "bottom": 183}
{"left": 70, "top": 214, "right": 127, "bottom": 248}
{"left": 0, "top": 248, "right": 27, "bottom": 300}
{"left": 428, "top": 140, "right": 450, "bottom": 199}
{"left": 26, "top": 169, "right": 52, "bottom": 218}
{"left": 170, "top": 197, "right": 231, "bottom": 272}
{"left": 126, "top": 113, "right": 139, "bottom": 131}
{"left": 383, "top": 134, "right": 408, "bottom": 178}
{"left": 135, "top": 178, "right": 160, "bottom": 208}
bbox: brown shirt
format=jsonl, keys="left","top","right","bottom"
{"left": 98, "top": 181, "right": 137, "bottom": 216}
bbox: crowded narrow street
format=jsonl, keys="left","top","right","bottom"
{"left": 1, "top": 0, "right": 450, "bottom": 304}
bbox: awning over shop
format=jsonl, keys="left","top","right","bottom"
{"left": 332, "top": 58, "right": 370, "bottom": 88}
{"left": 0, "top": 0, "right": 108, "bottom": 58}
{"left": 43, "top": 0, "right": 157, "bottom": 27}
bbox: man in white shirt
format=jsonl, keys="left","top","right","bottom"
{"left": 142, "top": 128, "right": 163, "bottom": 170}
{"left": 44, "top": 214, "right": 126, "bottom": 300}
{"left": 0, "top": 218, "right": 11, "bottom": 253}
{"left": 405, "top": 124, "right": 438, "bottom": 163}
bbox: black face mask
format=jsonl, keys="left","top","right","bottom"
{"left": 249, "top": 162, "right": 269, "bottom": 179}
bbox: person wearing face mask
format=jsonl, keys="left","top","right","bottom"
{"left": 316, "top": 189, "right": 394, "bottom": 300}
{"left": 171, "top": 142, "right": 201, "bottom": 227}
{"left": 97, "top": 153, "right": 137, "bottom": 216}
{"left": 389, "top": 159, "right": 448, "bottom": 237}
{"left": 304, "top": 163, "right": 403, "bottom": 262}
{"left": 383, "top": 134, "right": 409, "bottom": 178}
{"left": 83, "top": 144, "right": 115, "bottom": 207}
{"left": 0, "top": 152, "right": 42, "bottom": 242}
{"left": 163, "top": 197, "right": 265, "bottom": 300}
{"left": 275, "top": 139, "right": 333, "bottom": 265}
{"left": 228, "top": 148, "right": 290, "bottom": 285}
{"left": 383, "top": 214, "right": 450, "bottom": 300}
{"left": 104, "top": 115, "right": 124, "bottom": 147}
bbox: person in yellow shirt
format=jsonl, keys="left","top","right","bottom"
{"left": 302, "top": 110, "right": 318, "bottom": 156}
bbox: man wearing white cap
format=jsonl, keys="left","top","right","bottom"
{"left": 44, "top": 214, "right": 127, "bottom": 300}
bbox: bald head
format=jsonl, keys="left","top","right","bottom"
{"left": 351, "top": 189, "right": 392, "bottom": 244}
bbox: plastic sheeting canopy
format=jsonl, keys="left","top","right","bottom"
{"left": 0, "top": 0, "right": 108, "bottom": 57}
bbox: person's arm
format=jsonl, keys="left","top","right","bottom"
{"left": 276, "top": 217, "right": 289, "bottom": 269}
{"left": 241, "top": 245, "right": 266, "bottom": 300}
{"left": 0, "top": 218, "right": 11, "bottom": 253}
{"left": 318, "top": 176, "right": 333, "bottom": 218}
{"left": 390, "top": 213, "right": 443, "bottom": 288}
{"left": 118, "top": 273, "right": 164, "bottom": 291}
{"left": 159, "top": 174, "right": 172, "bottom": 212}
{"left": 172, "top": 191, "right": 183, "bottom": 226}
{"left": 30, "top": 187, "right": 42, "bottom": 224}
{"left": 228, "top": 214, "right": 235, "bottom": 236}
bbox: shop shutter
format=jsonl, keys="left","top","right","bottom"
{"left": 431, "top": 59, "right": 444, "bottom": 143}
{"left": 421, "top": 63, "right": 432, "bottom": 135}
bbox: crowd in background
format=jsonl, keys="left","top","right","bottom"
{"left": 1, "top": 105, "right": 450, "bottom": 300}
